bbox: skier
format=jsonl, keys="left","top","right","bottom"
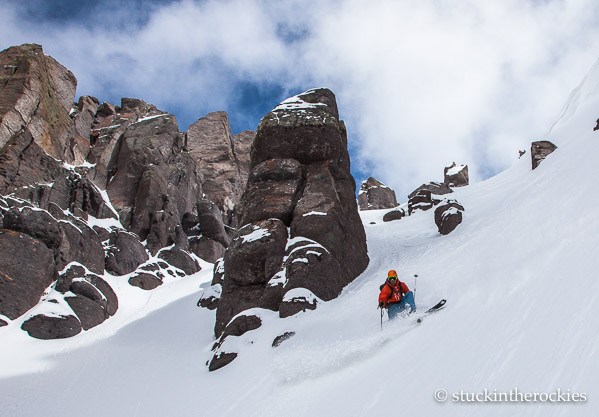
{"left": 378, "top": 270, "right": 416, "bottom": 319}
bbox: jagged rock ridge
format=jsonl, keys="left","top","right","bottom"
{"left": 0, "top": 44, "right": 253, "bottom": 338}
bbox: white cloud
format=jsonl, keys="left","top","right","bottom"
{"left": 3, "top": 0, "right": 599, "bottom": 198}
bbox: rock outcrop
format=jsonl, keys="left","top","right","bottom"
{"left": 531, "top": 140, "right": 557, "bottom": 170}
{"left": 358, "top": 177, "right": 398, "bottom": 210}
{"left": 444, "top": 163, "right": 469, "bottom": 187}
{"left": 212, "top": 88, "right": 369, "bottom": 361}
{"left": 0, "top": 44, "right": 76, "bottom": 161}
{"left": 0, "top": 43, "right": 254, "bottom": 340}
{"left": 187, "top": 112, "right": 246, "bottom": 226}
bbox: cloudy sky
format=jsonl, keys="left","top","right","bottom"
{"left": 3, "top": 0, "right": 599, "bottom": 199}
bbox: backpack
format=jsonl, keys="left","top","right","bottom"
{"left": 380, "top": 280, "right": 405, "bottom": 299}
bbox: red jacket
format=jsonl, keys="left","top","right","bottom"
{"left": 379, "top": 281, "right": 410, "bottom": 305}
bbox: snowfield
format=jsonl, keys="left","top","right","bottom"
{"left": 2, "top": 72, "right": 599, "bottom": 416}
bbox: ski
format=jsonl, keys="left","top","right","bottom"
{"left": 416, "top": 299, "right": 446, "bottom": 323}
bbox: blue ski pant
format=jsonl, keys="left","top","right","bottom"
{"left": 388, "top": 291, "right": 416, "bottom": 320}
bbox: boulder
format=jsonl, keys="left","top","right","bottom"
{"left": 208, "top": 313, "right": 262, "bottom": 371}
{"left": 383, "top": 208, "right": 406, "bottom": 222}
{"left": 408, "top": 189, "right": 434, "bottom": 215}
{"left": 222, "top": 313, "right": 262, "bottom": 338}
{"left": 2, "top": 206, "right": 61, "bottom": 249}
{"left": 434, "top": 199, "right": 465, "bottom": 235}
{"left": 215, "top": 219, "right": 288, "bottom": 335}
{"left": 408, "top": 182, "right": 453, "bottom": 199}
{"left": 56, "top": 264, "right": 118, "bottom": 316}
{"left": 188, "top": 236, "right": 226, "bottom": 264}
{"left": 128, "top": 273, "right": 163, "bottom": 290}
{"left": 21, "top": 314, "right": 82, "bottom": 339}
{"left": 56, "top": 217, "right": 105, "bottom": 274}
{"left": 65, "top": 295, "right": 108, "bottom": 330}
{"left": 105, "top": 229, "right": 149, "bottom": 275}
{"left": 157, "top": 248, "right": 200, "bottom": 275}
{"left": 279, "top": 288, "right": 319, "bottom": 318}
{"left": 444, "top": 163, "right": 469, "bottom": 187}
{"left": 0, "top": 230, "right": 57, "bottom": 319}
{"left": 531, "top": 140, "right": 557, "bottom": 170}
{"left": 196, "top": 199, "right": 230, "bottom": 247}
{"left": 358, "top": 177, "right": 398, "bottom": 210}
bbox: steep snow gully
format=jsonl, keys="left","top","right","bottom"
{"left": 2, "top": 69, "right": 599, "bottom": 416}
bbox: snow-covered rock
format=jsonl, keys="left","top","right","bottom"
{"left": 444, "top": 162, "right": 469, "bottom": 187}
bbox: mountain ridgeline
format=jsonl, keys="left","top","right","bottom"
{"left": 0, "top": 44, "right": 369, "bottom": 354}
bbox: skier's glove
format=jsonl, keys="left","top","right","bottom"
{"left": 378, "top": 301, "right": 384, "bottom": 309}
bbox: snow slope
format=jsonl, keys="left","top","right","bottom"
{"left": 2, "top": 71, "right": 599, "bottom": 416}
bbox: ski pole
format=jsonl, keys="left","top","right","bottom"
{"left": 380, "top": 307, "right": 383, "bottom": 331}
{"left": 414, "top": 274, "right": 418, "bottom": 302}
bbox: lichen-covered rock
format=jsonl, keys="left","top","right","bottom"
{"left": 358, "top": 177, "right": 398, "bottom": 210}
{"left": 531, "top": 140, "right": 558, "bottom": 170}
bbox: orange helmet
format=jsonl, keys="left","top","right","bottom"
{"left": 387, "top": 270, "right": 398, "bottom": 278}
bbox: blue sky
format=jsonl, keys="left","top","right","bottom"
{"left": 3, "top": 0, "right": 599, "bottom": 199}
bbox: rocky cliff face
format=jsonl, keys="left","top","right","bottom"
{"left": 208, "top": 89, "right": 369, "bottom": 369}
{"left": 0, "top": 44, "right": 253, "bottom": 338}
